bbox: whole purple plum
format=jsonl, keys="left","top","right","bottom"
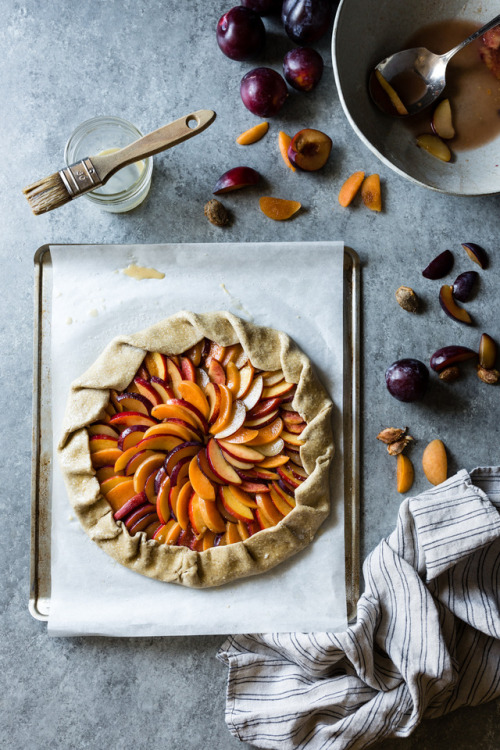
{"left": 283, "top": 47, "right": 324, "bottom": 91}
{"left": 242, "top": 0, "right": 283, "bottom": 14}
{"left": 385, "top": 359, "right": 429, "bottom": 402}
{"left": 217, "top": 6, "right": 266, "bottom": 61}
{"left": 281, "top": 0, "right": 335, "bottom": 44}
{"left": 240, "top": 67, "right": 288, "bottom": 116}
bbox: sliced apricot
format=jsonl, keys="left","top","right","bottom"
{"left": 236, "top": 121, "right": 269, "bottom": 145}
{"left": 259, "top": 196, "right": 301, "bottom": 221}
{"left": 338, "top": 171, "right": 365, "bottom": 207}
{"left": 361, "top": 174, "right": 382, "bottom": 211}
{"left": 278, "top": 131, "right": 296, "bottom": 172}
{"left": 396, "top": 454, "right": 414, "bottom": 494}
{"left": 422, "top": 439, "right": 447, "bottom": 485}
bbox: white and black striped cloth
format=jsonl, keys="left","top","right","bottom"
{"left": 218, "top": 468, "right": 500, "bottom": 749}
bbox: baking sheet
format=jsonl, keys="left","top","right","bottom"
{"left": 31, "top": 242, "right": 359, "bottom": 635}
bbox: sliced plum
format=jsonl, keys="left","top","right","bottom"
{"left": 422, "top": 249, "right": 453, "bottom": 279}
{"left": 452, "top": 271, "right": 478, "bottom": 302}
{"left": 430, "top": 346, "right": 477, "bottom": 372}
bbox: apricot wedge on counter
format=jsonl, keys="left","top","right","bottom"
{"left": 396, "top": 454, "right": 414, "bottom": 494}
{"left": 278, "top": 131, "right": 296, "bottom": 171}
{"left": 422, "top": 439, "right": 447, "bottom": 486}
{"left": 236, "top": 121, "right": 269, "bottom": 145}
{"left": 338, "top": 171, "right": 365, "bottom": 207}
{"left": 259, "top": 196, "right": 301, "bottom": 220}
{"left": 361, "top": 174, "right": 382, "bottom": 211}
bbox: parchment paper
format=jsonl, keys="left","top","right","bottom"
{"left": 47, "top": 242, "right": 346, "bottom": 636}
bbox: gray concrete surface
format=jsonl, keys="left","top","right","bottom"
{"left": 0, "top": 1, "right": 499, "bottom": 748}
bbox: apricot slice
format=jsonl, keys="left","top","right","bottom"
{"left": 338, "top": 171, "right": 365, "bottom": 207}
{"left": 361, "top": 174, "right": 382, "bottom": 211}
{"left": 396, "top": 454, "right": 414, "bottom": 494}
{"left": 236, "top": 121, "right": 269, "bottom": 145}
{"left": 278, "top": 131, "right": 296, "bottom": 172}
{"left": 259, "top": 196, "right": 301, "bottom": 221}
{"left": 422, "top": 439, "right": 447, "bottom": 485}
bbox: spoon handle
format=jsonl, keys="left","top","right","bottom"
{"left": 443, "top": 13, "right": 500, "bottom": 62}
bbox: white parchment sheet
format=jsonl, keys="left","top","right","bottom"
{"left": 48, "top": 242, "right": 346, "bottom": 636}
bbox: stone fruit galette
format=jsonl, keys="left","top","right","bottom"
{"left": 58, "top": 311, "right": 333, "bottom": 587}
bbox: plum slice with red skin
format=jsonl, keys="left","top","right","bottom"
{"left": 430, "top": 346, "right": 477, "bottom": 372}
{"left": 213, "top": 166, "right": 261, "bottom": 195}
{"left": 439, "top": 285, "right": 472, "bottom": 325}
{"left": 479, "top": 334, "right": 497, "bottom": 370}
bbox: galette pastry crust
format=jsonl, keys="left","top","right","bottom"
{"left": 58, "top": 311, "right": 334, "bottom": 588}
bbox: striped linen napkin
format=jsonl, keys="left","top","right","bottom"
{"left": 218, "top": 467, "right": 500, "bottom": 749}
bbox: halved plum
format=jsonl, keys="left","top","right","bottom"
{"left": 452, "top": 271, "right": 478, "bottom": 302}
{"left": 287, "top": 128, "right": 332, "bottom": 171}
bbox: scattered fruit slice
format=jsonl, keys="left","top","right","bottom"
{"left": 361, "top": 174, "right": 382, "bottom": 211}
{"left": 431, "top": 98, "right": 455, "bottom": 139}
{"left": 236, "top": 121, "right": 269, "bottom": 145}
{"left": 287, "top": 128, "right": 332, "bottom": 171}
{"left": 422, "top": 439, "right": 447, "bottom": 485}
{"left": 259, "top": 196, "right": 301, "bottom": 220}
{"left": 479, "top": 333, "right": 497, "bottom": 370}
{"left": 439, "top": 285, "right": 472, "bottom": 325}
{"left": 213, "top": 166, "right": 261, "bottom": 194}
{"left": 462, "top": 242, "right": 488, "bottom": 270}
{"left": 452, "top": 271, "right": 478, "bottom": 302}
{"left": 396, "top": 454, "right": 414, "bottom": 494}
{"left": 422, "top": 249, "right": 454, "bottom": 280}
{"left": 374, "top": 69, "right": 409, "bottom": 116}
{"left": 429, "top": 345, "right": 477, "bottom": 372}
{"left": 416, "top": 134, "right": 451, "bottom": 162}
{"left": 278, "top": 131, "right": 296, "bottom": 171}
{"left": 338, "top": 171, "right": 365, "bottom": 207}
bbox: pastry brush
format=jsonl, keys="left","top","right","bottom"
{"left": 23, "top": 109, "right": 216, "bottom": 215}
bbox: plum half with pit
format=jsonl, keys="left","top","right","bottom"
{"left": 240, "top": 67, "right": 288, "bottom": 117}
{"left": 287, "top": 128, "right": 332, "bottom": 171}
{"left": 217, "top": 6, "right": 266, "bottom": 61}
{"left": 385, "top": 359, "right": 429, "bottom": 402}
{"left": 281, "top": 0, "right": 335, "bottom": 44}
{"left": 283, "top": 47, "right": 324, "bottom": 92}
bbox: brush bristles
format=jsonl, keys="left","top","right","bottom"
{"left": 23, "top": 172, "right": 71, "bottom": 215}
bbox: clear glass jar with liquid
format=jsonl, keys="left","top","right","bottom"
{"left": 64, "top": 116, "right": 153, "bottom": 212}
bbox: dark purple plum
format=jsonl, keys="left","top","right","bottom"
{"left": 422, "top": 249, "right": 453, "bottom": 279}
{"left": 242, "top": 0, "right": 282, "bottom": 14}
{"left": 462, "top": 242, "right": 489, "bottom": 269}
{"left": 240, "top": 67, "right": 288, "bottom": 116}
{"left": 216, "top": 6, "right": 266, "bottom": 61}
{"left": 452, "top": 271, "right": 478, "bottom": 302}
{"left": 385, "top": 359, "right": 429, "bottom": 402}
{"left": 283, "top": 47, "right": 324, "bottom": 91}
{"left": 429, "top": 346, "right": 477, "bottom": 372}
{"left": 281, "top": 0, "right": 335, "bottom": 44}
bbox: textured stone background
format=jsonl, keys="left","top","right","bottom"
{"left": 0, "top": 1, "right": 499, "bottom": 748}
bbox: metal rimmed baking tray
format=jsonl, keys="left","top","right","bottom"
{"left": 30, "top": 244, "right": 360, "bottom": 623}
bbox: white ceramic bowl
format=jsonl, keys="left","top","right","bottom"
{"left": 332, "top": 0, "right": 500, "bottom": 195}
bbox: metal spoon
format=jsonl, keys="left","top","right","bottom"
{"left": 372, "top": 13, "right": 500, "bottom": 115}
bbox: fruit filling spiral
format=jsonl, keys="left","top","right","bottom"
{"left": 87, "top": 339, "right": 308, "bottom": 550}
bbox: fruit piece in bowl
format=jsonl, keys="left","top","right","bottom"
{"left": 58, "top": 312, "right": 334, "bottom": 588}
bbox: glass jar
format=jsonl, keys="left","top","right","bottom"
{"left": 64, "top": 116, "right": 153, "bottom": 213}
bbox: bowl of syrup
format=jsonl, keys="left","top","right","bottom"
{"left": 332, "top": 0, "right": 500, "bottom": 195}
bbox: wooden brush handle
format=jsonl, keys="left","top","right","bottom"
{"left": 91, "top": 109, "right": 216, "bottom": 181}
